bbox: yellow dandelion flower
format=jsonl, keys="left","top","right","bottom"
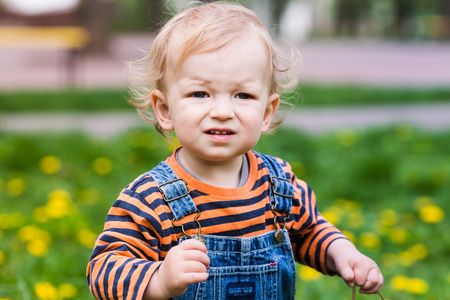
{"left": 59, "top": 283, "right": 78, "bottom": 299}
{"left": 35, "top": 282, "right": 58, "bottom": 300}
{"left": 389, "top": 226, "right": 409, "bottom": 244}
{"left": 45, "top": 189, "right": 74, "bottom": 219}
{"left": 0, "top": 212, "right": 25, "bottom": 229}
{"left": 298, "top": 265, "right": 321, "bottom": 281}
{"left": 0, "top": 250, "right": 5, "bottom": 265}
{"left": 0, "top": 298, "right": 11, "bottom": 300}
{"left": 18, "top": 225, "right": 52, "bottom": 257}
{"left": 337, "top": 129, "right": 357, "bottom": 147}
{"left": 322, "top": 210, "right": 340, "bottom": 226}
{"left": 6, "top": 177, "right": 25, "bottom": 196}
{"left": 359, "top": 232, "right": 380, "bottom": 249}
{"left": 407, "top": 278, "right": 429, "bottom": 295}
{"left": 1, "top": 214, "right": 10, "bottom": 229}
{"left": 381, "top": 253, "right": 397, "bottom": 268}
{"left": 32, "top": 207, "right": 49, "bottom": 223}
{"left": 76, "top": 188, "right": 100, "bottom": 204}
{"left": 348, "top": 212, "right": 365, "bottom": 229}
{"left": 77, "top": 228, "right": 98, "bottom": 248}
{"left": 27, "top": 239, "right": 49, "bottom": 257}
{"left": 391, "top": 275, "right": 409, "bottom": 290}
{"left": 418, "top": 204, "right": 445, "bottom": 223}
{"left": 92, "top": 157, "right": 113, "bottom": 175}
{"left": 18, "top": 225, "right": 51, "bottom": 243}
{"left": 39, "top": 155, "right": 61, "bottom": 175}
{"left": 409, "top": 243, "right": 428, "bottom": 260}
{"left": 399, "top": 251, "right": 416, "bottom": 267}
{"left": 379, "top": 209, "right": 398, "bottom": 227}
{"left": 335, "top": 198, "right": 361, "bottom": 212}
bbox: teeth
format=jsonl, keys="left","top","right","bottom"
{"left": 211, "top": 130, "right": 230, "bottom": 135}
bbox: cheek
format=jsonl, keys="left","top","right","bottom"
{"left": 245, "top": 110, "right": 266, "bottom": 128}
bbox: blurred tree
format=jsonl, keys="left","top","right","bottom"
{"left": 113, "top": 0, "right": 165, "bottom": 32}
{"left": 390, "top": 0, "right": 415, "bottom": 38}
{"left": 83, "top": 0, "right": 115, "bottom": 53}
{"left": 270, "top": 0, "right": 291, "bottom": 34}
{"left": 199, "top": 0, "right": 291, "bottom": 35}
{"left": 142, "top": 0, "right": 165, "bottom": 32}
{"left": 334, "top": 0, "right": 369, "bottom": 36}
{"left": 440, "top": 0, "right": 450, "bottom": 38}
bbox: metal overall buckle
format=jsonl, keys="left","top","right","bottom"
{"left": 172, "top": 208, "right": 205, "bottom": 244}
{"left": 271, "top": 204, "right": 290, "bottom": 243}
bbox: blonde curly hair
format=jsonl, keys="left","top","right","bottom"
{"left": 127, "top": 1, "right": 301, "bottom": 136}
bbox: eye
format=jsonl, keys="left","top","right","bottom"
{"left": 190, "top": 92, "right": 209, "bottom": 98}
{"left": 235, "top": 93, "right": 253, "bottom": 100}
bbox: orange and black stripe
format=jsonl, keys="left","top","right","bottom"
{"left": 87, "top": 150, "right": 346, "bottom": 299}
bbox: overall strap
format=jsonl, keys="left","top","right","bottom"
{"left": 257, "top": 152, "right": 294, "bottom": 214}
{"left": 149, "top": 161, "right": 197, "bottom": 221}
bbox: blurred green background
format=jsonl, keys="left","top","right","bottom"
{"left": 0, "top": 0, "right": 449, "bottom": 299}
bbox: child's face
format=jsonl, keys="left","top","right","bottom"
{"left": 152, "top": 33, "right": 279, "bottom": 164}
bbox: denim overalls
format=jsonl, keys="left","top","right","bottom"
{"left": 150, "top": 152, "right": 297, "bottom": 300}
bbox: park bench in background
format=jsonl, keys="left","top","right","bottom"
{"left": 0, "top": 26, "right": 90, "bottom": 85}
{"left": 0, "top": 0, "right": 114, "bottom": 87}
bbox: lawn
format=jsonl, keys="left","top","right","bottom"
{"left": 0, "top": 123, "right": 449, "bottom": 299}
{"left": 1, "top": 84, "right": 450, "bottom": 112}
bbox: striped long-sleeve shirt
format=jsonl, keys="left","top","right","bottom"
{"left": 87, "top": 150, "right": 347, "bottom": 299}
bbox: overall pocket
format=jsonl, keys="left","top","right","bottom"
{"left": 176, "top": 263, "right": 278, "bottom": 300}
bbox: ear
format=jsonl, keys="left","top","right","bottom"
{"left": 151, "top": 89, "right": 174, "bottom": 131}
{"left": 261, "top": 93, "right": 280, "bottom": 133}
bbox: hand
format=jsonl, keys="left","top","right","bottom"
{"left": 144, "top": 239, "right": 210, "bottom": 300}
{"left": 327, "top": 239, "right": 383, "bottom": 294}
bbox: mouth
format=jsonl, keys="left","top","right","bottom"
{"left": 206, "top": 130, "right": 235, "bottom": 135}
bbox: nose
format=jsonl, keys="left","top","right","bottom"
{"left": 209, "top": 96, "right": 235, "bottom": 120}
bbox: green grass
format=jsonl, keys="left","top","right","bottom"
{"left": 0, "top": 126, "right": 449, "bottom": 299}
{"left": 293, "top": 84, "right": 450, "bottom": 107}
{"left": 1, "top": 85, "right": 450, "bottom": 113}
{"left": 0, "top": 89, "right": 132, "bottom": 112}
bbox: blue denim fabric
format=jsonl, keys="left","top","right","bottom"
{"left": 269, "top": 177, "right": 294, "bottom": 213}
{"left": 151, "top": 152, "right": 297, "bottom": 299}
{"left": 150, "top": 162, "right": 197, "bottom": 221}
{"left": 257, "top": 154, "right": 294, "bottom": 214}
{"left": 174, "top": 230, "right": 296, "bottom": 300}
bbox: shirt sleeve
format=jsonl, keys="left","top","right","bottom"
{"left": 279, "top": 159, "right": 348, "bottom": 275}
{"left": 87, "top": 180, "right": 169, "bottom": 300}
{"left": 292, "top": 198, "right": 348, "bottom": 275}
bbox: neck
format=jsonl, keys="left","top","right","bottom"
{"left": 178, "top": 149, "right": 243, "bottom": 188}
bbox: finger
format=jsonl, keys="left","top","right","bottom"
{"left": 186, "top": 271, "right": 209, "bottom": 284}
{"left": 360, "top": 268, "right": 379, "bottom": 291}
{"left": 179, "top": 260, "right": 210, "bottom": 285}
{"left": 184, "top": 249, "right": 210, "bottom": 268}
{"left": 183, "top": 259, "right": 209, "bottom": 273}
{"left": 179, "top": 238, "right": 208, "bottom": 253}
{"left": 354, "top": 264, "right": 370, "bottom": 288}
{"left": 360, "top": 270, "right": 384, "bottom": 294}
{"left": 338, "top": 265, "right": 355, "bottom": 287}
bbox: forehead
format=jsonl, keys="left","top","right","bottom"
{"left": 178, "top": 33, "right": 270, "bottom": 79}
{"left": 166, "top": 27, "right": 271, "bottom": 76}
